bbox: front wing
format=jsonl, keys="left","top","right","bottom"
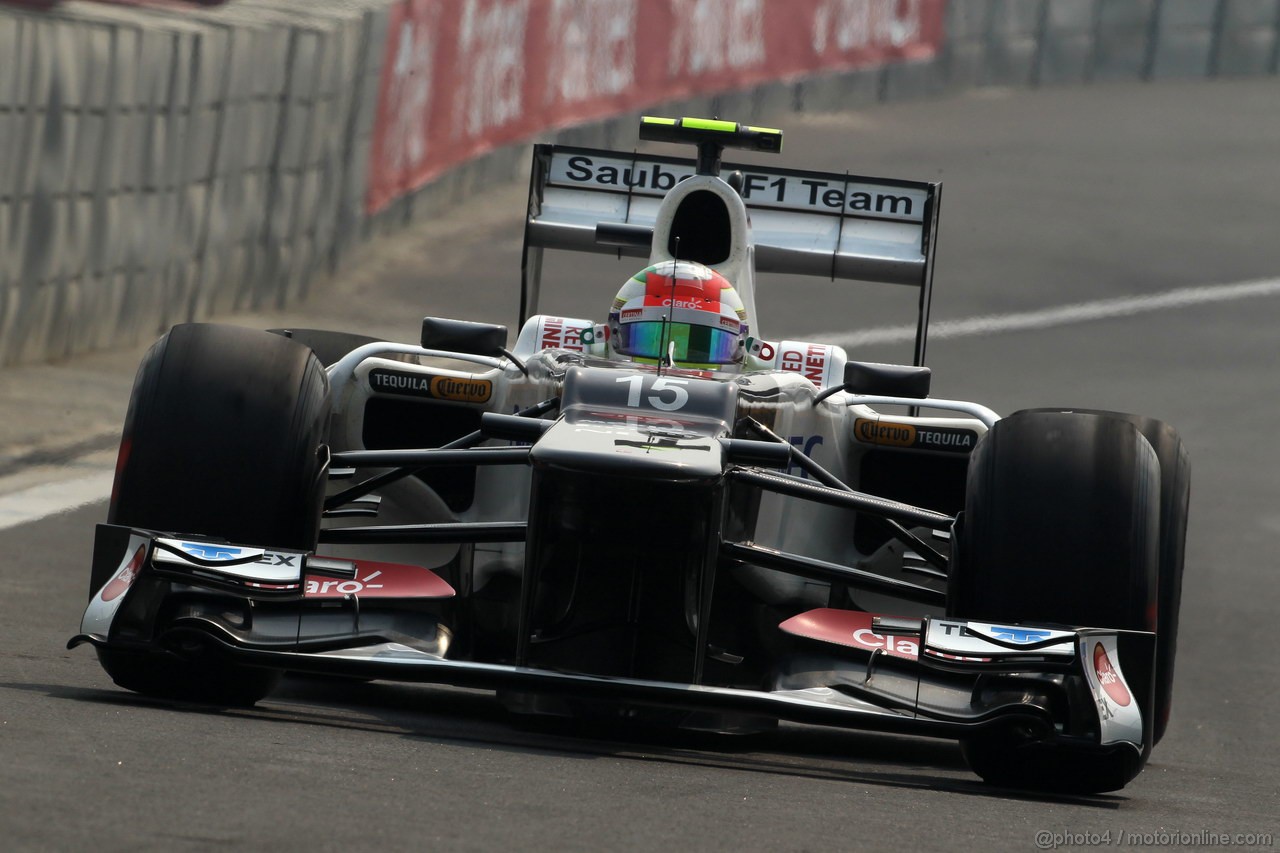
{"left": 71, "top": 526, "right": 1152, "bottom": 757}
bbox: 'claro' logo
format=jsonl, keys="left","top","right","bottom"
{"left": 1093, "top": 642, "right": 1132, "bottom": 707}
{"left": 854, "top": 418, "right": 977, "bottom": 453}
{"left": 369, "top": 368, "right": 492, "bottom": 403}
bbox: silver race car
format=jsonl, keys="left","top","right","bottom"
{"left": 71, "top": 117, "right": 1189, "bottom": 794}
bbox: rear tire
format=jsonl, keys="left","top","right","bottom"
{"left": 99, "top": 323, "right": 331, "bottom": 706}
{"left": 266, "top": 328, "right": 381, "bottom": 368}
{"left": 950, "top": 411, "right": 1160, "bottom": 793}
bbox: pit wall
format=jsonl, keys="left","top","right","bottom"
{"left": 1, "top": 0, "right": 1276, "bottom": 366}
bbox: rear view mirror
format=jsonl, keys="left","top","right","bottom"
{"left": 842, "top": 361, "right": 931, "bottom": 398}
{"left": 420, "top": 317, "right": 508, "bottom": 355}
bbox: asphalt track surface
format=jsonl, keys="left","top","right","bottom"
{"left": 3, "top": 79, "right": 1280, "bottom": 851}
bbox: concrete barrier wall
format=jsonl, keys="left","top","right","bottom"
{"left": 1, "top": 0, "right": 1277, "bottom": 367}
{"left": 0, "top": 0, "right": 391, "bottom": 364}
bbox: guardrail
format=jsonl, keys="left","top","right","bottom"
{"left": 1, "top": 0, "right": 1276, "bottom": 367}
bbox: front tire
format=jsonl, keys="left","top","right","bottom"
{"left": 1014, "top": 409, "right": 1189, "bottom": 744}
{"left": 950, "top": 411, "right": 1161, "bottom": 793}
{"left": 99, "top": 323, "right": 331, "bottom": 706}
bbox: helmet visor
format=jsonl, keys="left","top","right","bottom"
{"left": 614, "top": 320, "right": 740, "bottom": 365}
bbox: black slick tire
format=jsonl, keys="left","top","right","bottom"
{"left": 1014, "top": 409, "right": 1188, "bottom": 745}
{"left": 98, "top": 323, "right": 331, "bottom": 706}
{"left": 950, "top": 411, "right": 1161, "bottom": 794}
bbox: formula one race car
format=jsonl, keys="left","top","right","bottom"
{"left": 71, "top": 117, "right": 1189, "bottom": 794}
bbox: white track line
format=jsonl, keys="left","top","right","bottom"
{"left": 0, "top": 470, "right": 115, "bottom": 532}
{"left": 2, "top": 277, "right": 1279, "bottom": 532}
{"left": 808, "top": 277, "right": 1280, "bottom": 348}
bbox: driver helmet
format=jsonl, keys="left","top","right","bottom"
{"left": 607, "top": 261, "right": 748, "bottom": 370}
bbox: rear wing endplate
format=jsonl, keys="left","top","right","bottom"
{"left": 521, "top": 144, "right": 942, "bottom": 366}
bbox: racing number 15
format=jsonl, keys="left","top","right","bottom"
{"left": 615, "top": 375, "right": 689, "bottom": 411}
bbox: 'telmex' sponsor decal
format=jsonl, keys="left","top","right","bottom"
{"left": 854, "top": 418, "right": 977, "bottom": 453}
{"left": 369, "top": 368, "right": 493, "bottom": 403}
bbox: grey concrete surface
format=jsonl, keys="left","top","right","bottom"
{"left": 2, "top": 79, "right": 1280, "bottom": 850}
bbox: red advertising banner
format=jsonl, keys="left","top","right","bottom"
{"left": 367, "top": 0, "right": 946, "bottom": 213}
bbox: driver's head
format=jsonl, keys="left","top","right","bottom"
{"left": 607, "top": 261, "right": 748, "bottom": 370}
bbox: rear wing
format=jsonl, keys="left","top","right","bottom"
{"left": 520, "top": 144, "right": 943, "bottom": 366}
